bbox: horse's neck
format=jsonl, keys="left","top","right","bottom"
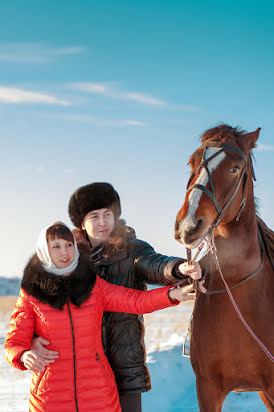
{"left": 206, "top": 199, "right": 261, "bottom": 282}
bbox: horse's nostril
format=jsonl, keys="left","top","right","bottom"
{"left": 188, "top": 216, "right": 204, "bottom": 237}
{"left": 196, "top": 217, "right": 204, "bottom": 231}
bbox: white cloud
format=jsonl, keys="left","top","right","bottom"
{"left": 42, "top": 113, "right": 145, "bottom": 127}
{"left": 68, "top": 82, "right": 166, "bottom": 106}
{"left": 256, "top": 143, "right": 274, "bottom": 151}
{"left": 68, "top": 82, "right": 200, "bottom": 111}
{"left": 125, "top": 92, "right": 164, "bottom": 106}
{"left": 0, "top": 43, "right": 85, "bottom": 63}
{"left": 73, "top": 83, "right": 110, "bottom": 94}
{"left": 121, "top": 120, "right": 145, "bottom": 126}
{"left": 0, "top": 86, "right": 70, "bottom": 106}
{"left": 51, "top": 47, "right": 85, "bottom": 56}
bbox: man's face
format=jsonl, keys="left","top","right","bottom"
{"left": 82, "top": 208, "right": 115, "bottom": 247}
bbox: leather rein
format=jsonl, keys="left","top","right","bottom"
{"left": 185, "top": 141, "right": 274, "bottom": 362}
{"left": 186, "top": 140, "right": 264, "bottom": 294}
{"left": 186, "top": 141, "right": 255, "bottom": 230}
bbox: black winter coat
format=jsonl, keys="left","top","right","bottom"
{"left": 74, "top": 224, "right": 186, "bottom": 395}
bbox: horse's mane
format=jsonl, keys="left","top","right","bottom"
{"left": 200, "top": 124, "right": 246, "bottom": 150}
{"left": 257, "top": 216, "right": 274, "bottom": 268}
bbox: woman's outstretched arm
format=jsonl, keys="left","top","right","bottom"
{"left": 99, "top": 277, "right": 200, "bottom": 314}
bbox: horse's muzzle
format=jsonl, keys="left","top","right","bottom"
{"left": 175, "top": 216, "right": 205, "bottom": 247}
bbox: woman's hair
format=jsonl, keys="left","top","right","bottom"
{"left": 46, "top": 222, "right": 74, "bottom": 244}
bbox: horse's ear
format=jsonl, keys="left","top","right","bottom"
{"left": 242, "top": 128, "right": 261, "bottom": 150}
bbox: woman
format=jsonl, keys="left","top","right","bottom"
{"left": 33, "top": 183, "right": 206, "bottom": 411}
{"left": 4, "top": 222, "right": 199, "bottom": 412}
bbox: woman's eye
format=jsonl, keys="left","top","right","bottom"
{"left": 230, "top": 166, "right": 239, "bottom": 174}
{"left": 67, "top": 243, "right": 73, "bottom": 247}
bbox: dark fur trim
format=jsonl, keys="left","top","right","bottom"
{"left": 69, "top": 182, "right": 121, "bottom": 228}
{"left": 73, "top": 219, "right": 136, "bottom": 261}
{"left": 21, "top": 254, "right": 96, "bottom": 310}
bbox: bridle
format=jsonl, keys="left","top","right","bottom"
{"left": 186, "top": 141, "right": 256, "bottom": 232}
{"left": 184, "top": 141, "right": 274, "bottom": 363}
{"left": 185, "top": 140, "right": 264, "bottom": 293}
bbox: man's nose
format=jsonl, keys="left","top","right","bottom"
{"left": 99, "top": 216, "right": 106, "bottom": 225}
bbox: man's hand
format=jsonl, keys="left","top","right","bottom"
{"left": 29, "top": 337, "right": 59, "bottom": 372}
{"left": 20, "top": 350, "right": 48, "bottom": 373}
{"left": 178, "top": 262, "right": 202, "bottom": 280}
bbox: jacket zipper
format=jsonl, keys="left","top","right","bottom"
{"left": 67, "top": 303, "right": 79, "bottom": 412}
{"left": 96, "top": 352, "right": 111, "bottom": 382}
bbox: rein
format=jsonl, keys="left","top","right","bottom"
{"left": 185, "top": 141, "right": 274, "bottom": 362}
{"left": 186, "top": 141, "right": 255, "bottom": 231}
{"left": 208, "top": 235, "right": 274, "bottom": 363}
{"left": 186, "top": 235, "right": 274, "bottom": 363}
{"left": 203, "top": 227, "right": 265, "bottom": 294}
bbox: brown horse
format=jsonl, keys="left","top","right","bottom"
{"left": 175, "top": 124, "right": 274, "bottom": 411}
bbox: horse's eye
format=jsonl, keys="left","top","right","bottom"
{"left": 230, "top": 166, "right": 239, "bottom": 174}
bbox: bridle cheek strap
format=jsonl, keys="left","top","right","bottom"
{"left": 186, "top": 142, "right": 248, "bottom": 230}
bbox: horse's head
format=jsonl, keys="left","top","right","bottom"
{"left": 175, "top": 124, "right": 261, "bottom": 248}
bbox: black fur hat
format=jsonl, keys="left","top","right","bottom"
{"left": 69, "top": 182, "right": 121, "bottom": 228}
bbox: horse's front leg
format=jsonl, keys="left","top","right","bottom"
{"left": 196, "top": 376, "right": 227, "bottom": 412}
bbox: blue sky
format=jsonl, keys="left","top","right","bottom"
{"left": 0, "top": 0, "right": 273, "bottom": 277}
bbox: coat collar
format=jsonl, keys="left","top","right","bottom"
{"left": 21, "top": 254, "right": 96, "bottom": 310}
{"left": 74, "top": 220, "right": 136, "bottom": 265}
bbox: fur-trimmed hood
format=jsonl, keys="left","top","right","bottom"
{"left": 73, "top": 219, "right": 136, "bottom": 264}
{"left": 21, "top": 254, "right": 96, "bottom": 310}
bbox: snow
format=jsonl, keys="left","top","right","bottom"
{"left": 0, "top": 278, "right": 266, "bottom": 411}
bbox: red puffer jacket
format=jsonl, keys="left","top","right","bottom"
{"left": 4, "top": 255, "right": 178, "bottom": 412}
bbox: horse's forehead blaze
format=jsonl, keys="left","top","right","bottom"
{"left": 179, "top": 148, "right": 226, "bottom": 221}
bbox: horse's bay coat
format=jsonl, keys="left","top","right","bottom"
{"left": 175, "top": 124, "right": 274, "bottom": 411}
{"left": 4, "top": 254, "right": 177, "bottom": 412}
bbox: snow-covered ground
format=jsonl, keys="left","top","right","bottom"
{"left": 0, "top": 277, "right": 265, "bottom": 411}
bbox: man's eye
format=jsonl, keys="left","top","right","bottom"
{"left": 53, "top": 245, "right": 59, "bottom": 248}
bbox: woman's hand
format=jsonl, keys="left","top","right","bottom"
{"left": 168, "top": 280, "right": 206, "bottom": 302}
{"left": 178, "top": 262, "right": 202, "bottom": 280}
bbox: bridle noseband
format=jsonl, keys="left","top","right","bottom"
{"left": 184, "top": 142, "right": 274, "bottom": 362}
{"left": 186, "top": 141, "right": 255, "bottom": 231}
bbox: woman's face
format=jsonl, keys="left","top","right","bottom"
{"left": 48, "top": 238, "right": 75, "bottom": 268}
{"left": 82, "top": 208, "right": 115, "bottom": 247}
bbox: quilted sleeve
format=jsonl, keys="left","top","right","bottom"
{"left": 99, "top": 277, "right": 179, "bottom": 314}
{"left": 4, "top": 289, "right": 35, "bottom": 370}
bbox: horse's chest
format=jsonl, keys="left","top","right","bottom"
{"left": 191, "top": 296, "right": 248, "bottom": 357}
{"left": 191, "top": 295, "right": 273, "bottom": 372}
